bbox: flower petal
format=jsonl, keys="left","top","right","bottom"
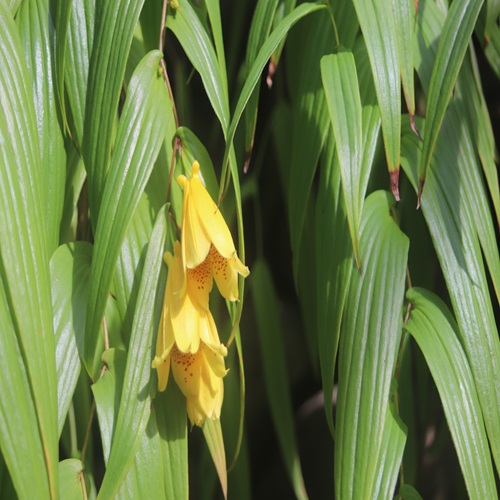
{"left": 171, "top": 344, "right": 201, "bottom": 398}
{"left": 186, "top": 257, "right": 213, "bottom": 311}
{"left": 178, "top": 171, "right": 212, "bottom": 269}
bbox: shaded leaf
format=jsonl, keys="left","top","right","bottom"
{"left": 251, "top": 260, "right": 308, "bottom": 500}
{"left": 405, "top": 287, "right": 498, "bottom": 499}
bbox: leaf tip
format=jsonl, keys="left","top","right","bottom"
{"left": 417, "top": 178, "right": 425, "bottom": 209}
{"left": 410, "top": 114, "right": 422, "bottom": 141}
{"left": 390, "top": 170, "right": 400, "bottom": 201}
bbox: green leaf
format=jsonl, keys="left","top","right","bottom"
{"left": 251, "top": 260, "right": 308, "bottom": 500}
{"left": 65, "top": 0, "right": 94, "bottom": 148}
{"left": 405, "top": 287, "right": 498, "bottom": 499}
{"left": 335, "top": 190, "right": 409, "bottom": 499}
{"left": 220, "top": 2, "right": 327, "bottom": 197}
{"left": 284, "top": 9, "right": 333, "bottom": 278}
{"left": 321, "top": 49, "right": 363, "bottom": 267}
{"left": 54, "top": 0, "right": 73, "bottom": 130}
{"left": 203, "top": 419, "right": 228, "bottom": 499}
{"left": 400, "top": 115, "right": 500, "bottom": 474}
{"left": 372, "top": 400, "right": 407, "bottom": 499}
{"left": 51, "top": 242, "right": 92, "bottom": 435}
{"left": 392, "top": 0, "right": 416, "bottom": 116}
{"left": 167, "top": 0, "right": 230, "bottom": 131}
{"left": 84, "top": 50, "right": 171, "bottom": 374}
{"left": 18, "top": 0, "right": 66, "bottom": 254}
{"left": 316, "top": 136, "right": 353, "bottom": 436}
{"left": 82, "top": 0, "right": 145, "bottom": 221}
{"left": 417, "top": 0, "right": 483, "bottom": 202}
{"left": 352, "top": 0, "right": 401, "bottom": 198}
{"left": 0, "top": 279, "right": 52, "bottom": 499}
{"left": 98, "top": 206, "right": 171, "bottom": 498}
{"left": 59, "top": 459, "right": 91, "bottom": 500}
{"left": 0, "top": 5, "right": 58, "bottom": 496}
{"left": 154, "top": 382, "right": 189, "bottom": 500}
{"left": 244, "top": 0, "right": 279, "bottom": 153}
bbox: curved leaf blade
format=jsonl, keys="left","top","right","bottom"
{"left": 0, "top": 5, "right": 58, "bottom": 496}
{"left": 417, "top": 0, "right": 483, "bottom": 201}
{"left": 51, "top": 242, "right": 92, "bottom": 435}
{"left": 321, "top": 49, "right": 363, "bottom": 267}
{"left": 335, "top": 190, "right": 409, "bottom": 499}
{"left": 84, "top": 50, "right": 171, "bottom": 373}
{"left": 0, "top": 280, "right": 52, "bottom": 499}
{"left": 167, "top": 0, "right": 229, "bottom": 131}
{"left": 352, "top": 0, "right": 401, "bottom": 198}
{"left": 401, "top": 115, "right": 500, "bottom": 473}
{"left": 18, "top": 0, "right": 66, "bottom": 254}
{"left": 83, "top": 0, "right": 145, "bottom": 221}
{"left": 251, "top": 260, "right": 308, "bottom": 500}
{"left": 405, "top": 287, "right": 498, "bottom": 499}
{"left": 98, "top": 206, "right": 171, "bottom": 498}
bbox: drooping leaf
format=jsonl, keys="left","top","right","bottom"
{"left": 82, "top": 0, "right": 145, "bottom": 221}
{"left": 18, "top": 0, "right": 66, "bottom": 254}
{"left": 401, "top": 116, "right": 500, "bottom": 474}
{"left": 321, "top": 49, "right": 363, "bottom": 267}
{"left": 0, "top": 5, "right": 58, "bottom": 496}
{"left": 0, "top": 279, "right": 52, "bottom": 499}
{"left": 251, "top": 259, "right": 308, "bottom": 500}
{"left": 335, "top": 190, "right": 409, "bottom": 499}
{"left": 98, "top": 206, "right": 171, "bottom": 498}
{"left": 51, "top": 242, "right": 92, "bottom": 435}
{"left": 316, "top": 136, "right": 353, "bottom": 436}
{"left": 417, "top": 0, "right": 483, "bottom": 202}
{"left": 84, "top": 50, "right": 171, "bottom": 374}
{"left": 405, "top": 287, "right": 498, "bottom": 499}
{"left": 203, "top": 419, "right": 228, "bottom": 499}
{"left": 65, "top": 0, "right": 95, "bottom": 148}
{"left": 352, "top": 0, "right": 401, "bottom": 198}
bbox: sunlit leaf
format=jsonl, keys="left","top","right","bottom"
{"left": 84, "top": 50, "right": 171, "bottom": 374}
{"left": 335, "top": 190, "right": 409, "bottom": 498}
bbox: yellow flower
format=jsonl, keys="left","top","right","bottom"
{"left": 152, "top": 240, "right": 227, "bottom": 426}
{"left": 177, "top": 161, "right": 250, "bottom": 301}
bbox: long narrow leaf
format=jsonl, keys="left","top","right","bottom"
{"left": 0, "top": 5, "right": 58, "bottom": 496}
{"left": 405, "top": 287, "right": 497, "bottom": 499}
{"left": 316, "top": 137, "right": 353, "bottom": 435}
{"left": 18, "top": 0, "right": 66, "bottom": 254}
{"left": 417, "top": 0, "right": 483, "bottom": 202}
{"left": 0, "top": 280, "right": 51, "bottom": 498}
{"left": 352, "top": 0, "right": 401, "bottom": 199}
{"left": 401, "top": 116, "right": 500, "bottom": 473}
{"left": 83, "top": 0, "right": 145, "bottom": 221}
{"left": 321, "top": 49, "right": 363, "bottom": 267}
{"left": 98, "top": 206, "right": 170, "bottom": 498}
{"left": 84, "top": 50, "right": 171, "bottom": 373}
{"left": 251, "top": 260, "right": 308, "bottom": 500}
{"left": 51, "top": 242, "right": 92, "bottom": 435}
{"left": 335, "top": 190, "right": 409, "bottom": 499}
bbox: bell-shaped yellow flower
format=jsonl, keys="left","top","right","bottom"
{"left": 171, "top": 342, "right": 226, "bottom": 426}
{"left": 152, "top": 240, "right": 228, "bottom": 425}
{"left": 177, "top": 161, "right": 250, "bottom": 301}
